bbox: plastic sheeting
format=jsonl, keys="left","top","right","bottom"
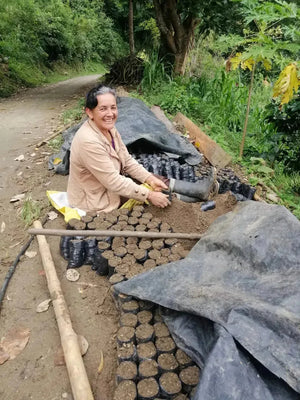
{"left": 116, "top": 97, "right": 201, "bottom": 165}
{"left": 115, "top": 201, "right": 300, "bottom": 399}
{"left": 48, "top": 97, "right": 201, "bottom": 174}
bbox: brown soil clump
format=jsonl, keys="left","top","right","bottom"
{"left": 116, "top": 361, "right": 137, "bottom": 382}
{"left": 116, "top": 326, "right": 135, "bottom": 345}
{"left": 113, "top": 380, "right": 137, "bottom": 400}
{"left": 137, "top": 377, "right": 160, "bottom": 399}
{"left": 137, "top": 310, "right": 153, "bottom": 325}
{"left": 117, "top": 342, "right": 136, "bottom": 363}
{"left": 156, "top": 336, "right": 176, "bottom": 354}
{"left": 147, "top": 193, "right": 237, "bottom": 250}
{"left": 175, "top": 349, "right": 193, "bottom": 368}
{"left": 154, "top": 322, "right": 170, "bottom": 338}
{"left": 159, "top": 372, "right": 182, "bottom": 397}
{"left": 139, "top": 359, "right": 159, "bottom": 379}
{"left": 179, "top": 365, "right": 200, "bottom": 386}
{"left": 135, "top": 323, "right": 154, "bottom": 343}
{"left": 137, "top": 342, "right": 157, "bottom": 361}
{"left": 122, "top": 300, "right": 139, "bottom": 314}
{"left": 119, "top": 313, "right": 138, "bottom": 328}
{"left": 158, "top": 353, "right": 179, "bottom": 372}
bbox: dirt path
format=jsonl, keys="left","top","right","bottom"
{"left": 0, "top": 75, "right": 101, "bottom": 196}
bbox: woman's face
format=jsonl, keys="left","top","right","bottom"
{"left": 86, "top": 93, "right": 118, "bottom": 133}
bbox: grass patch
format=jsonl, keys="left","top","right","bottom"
{"left": 48, "top": 134, "right": 65, "bottom": 152}
{"left": 21, "top": 197, "right": 41, "bottom": 226}
{"left": 62, "top": 98, "right": 85, "bottom": 125}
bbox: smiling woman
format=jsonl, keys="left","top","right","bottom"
{"left": 67, "top": 84, "right": 171, "bottom": 213}
{"left": 85, "top": 86, "right": 118, "bottom": 141}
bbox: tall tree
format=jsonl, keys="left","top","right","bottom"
{"left": 129, "top": 0, "right": 135, "bottom": 55}
{"left": 152, "top": 0, "right": 199, "bottom": 75}
{"left": 152, "top": 0, "right": 243, "bottom": 75}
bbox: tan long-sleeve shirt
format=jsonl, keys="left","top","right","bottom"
{"left": 67, "top": 120, "right": 151, "bottom": 212}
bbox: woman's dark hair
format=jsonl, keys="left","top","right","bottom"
{"left": 85, "top": 85, "right": 117, "bottom": 110}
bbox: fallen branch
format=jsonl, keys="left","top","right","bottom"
{"left": 36, "top": 122, "right": 74, "bottom": 148}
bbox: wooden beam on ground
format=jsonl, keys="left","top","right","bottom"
{"left": 33, "top": 220, "right": 94, "bottom": 400}
{"left": 173, "top": 112, "right": 232, "bottom": 169}
{"left": 151, "top": 106, "right": 182, "bottom": 135}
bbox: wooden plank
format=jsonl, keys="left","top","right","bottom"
{"left": 151, "top": 105, "right": 182, "bottom": 135}
{"left": 33, "top": 220, "right": 94, "bottom": 400}
{"left": 173, "top": 112, "right": 231, "bottom": 169}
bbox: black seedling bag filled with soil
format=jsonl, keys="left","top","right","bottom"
{"left": 84, "top": 237, "right": 98, "bottom": 265}
{"left": 67, "top": 239, "right": 85, "bottom": 268}
{"left": 59, "top": 236, "right": 74, "bottom": 260}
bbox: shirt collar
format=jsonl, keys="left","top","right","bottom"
{"left": 87, "top": 119, "right": 119, "bottom": 152}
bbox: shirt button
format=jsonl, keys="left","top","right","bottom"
{"left": 134, "top": 189, "right": 139, "bottom": 193}
{"left": 142, "top": 192, "right": 146, "bottom": 196}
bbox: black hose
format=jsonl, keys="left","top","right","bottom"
{"left": 0, "top": 216, "right": 48, "bottom": 310}
{"left": 0, "top": 236, "right": 35, "bottom": 307}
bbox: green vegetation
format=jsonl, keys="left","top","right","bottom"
{"left": 0, "top": 0, "right": 126, "bottom": 96}
{"left": 48, "top": 134, "right": 65, "bottom": 153}
{"left": 62, "top": 98, "right": 85, "bottom": 125}
{"left": 132, "top": 0, "right": 299, "bottom": 218}
{"left": 21, "top": 197, "right": 41, "bottom": 226}
{"left": 136, "top": 38, "right": 299, "bottom": 218}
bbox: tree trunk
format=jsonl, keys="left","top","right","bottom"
{"left": 239, "top": 62, "right": 256, "bottom": 158}
{"left": 129, "top": 0, "right": 135, "bottom": 56}
{"left": 173, "top": 31, "right": 192, "bottom": 75}
{"left": 153, "top": 0, "right": 199, "bottom": 75}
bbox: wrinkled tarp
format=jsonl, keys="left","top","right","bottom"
{"left": 48, "top": 97, "right": 202, "bottom": 174}
{"left": 115, "top": 201, "right": 300, "bottom": 399}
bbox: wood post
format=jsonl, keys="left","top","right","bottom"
{"left": 33, "top": 220, "right": 94, "bottom": 400}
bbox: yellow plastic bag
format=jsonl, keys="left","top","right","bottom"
{"left": 120, "top": 183, "right": 152, "bottom": 210}
{"left": 46, "top": 191, "right": 86, "bottom": 223}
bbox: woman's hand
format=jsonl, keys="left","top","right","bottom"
{"left": 146, "top": 175, "right": 168, "bottom": 191}
{"left": 147, "top": 191, "right": 171, "bottom": 208}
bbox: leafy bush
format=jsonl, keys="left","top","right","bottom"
{"left": 264, "top": 96, "right": 300, "bottom": 173}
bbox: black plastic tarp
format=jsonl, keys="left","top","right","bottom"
{"left": 115, "top": 201, "right": 300, "bottom": 399}
{"left": 115, "top": 97, "right": 201, "bottom": 165}
{"left": 48, "top": 97, "right": 201, "bottom": 174}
